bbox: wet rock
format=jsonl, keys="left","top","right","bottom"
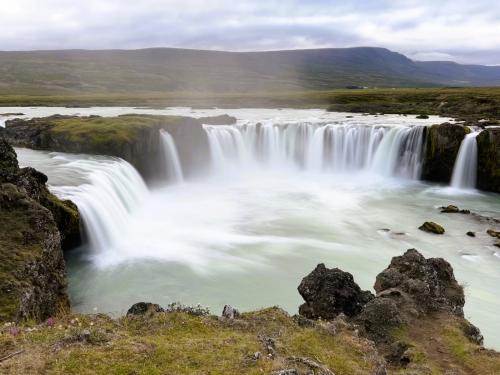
{"left": 422, "top": 123, "right": 468, "bottom": 183}
{"left": 298, "top": 263, "right": 374, "bottom": 320}
{"left": 357, "top": 297, "right": 402, "bottom": 343}
{"left": 198, "top": 114, "right": 237, "bottom": 125}
{"left": 486, "top": 229, "right": 500, "bottom": 239}
{"left": 416, "top": 114, "right": 429, "bottom": 119}
{"left": 440, "top": 205, "right": 470, "bottom": 214}
{"left": 222, "top": 305, "right": 240, "bottom": 319}
{"left": 374, "top": 249, "right": 465, "bottom": 316}
{"left": 466, "top": 231, "right": 476, "bottom": 237}
{"left": 419, "top": 221, "right": 445, "bottom": 234}
{"left": 476, "top": 127, "right": 500, "bottom": 193}
{"left": 126, "top": 302, "right": 164, "bottom": 317}
{"left": 461, "top": 321, "right": 484, "bottom": 345}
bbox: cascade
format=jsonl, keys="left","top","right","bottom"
{"left": 52, "top": 158, "right": 148, "bottom": 252}
{"left": 160, "top": 129, "right": 184, "bottom": 183}
{"left": 451, "top": 131, "right": 480, "bottom": 189}
{"left": 204, "top": 122, "right": 425, "bottom": 178}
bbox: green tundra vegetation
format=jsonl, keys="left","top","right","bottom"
{"left": 0, "top": 87, "right": 499, "bottom": 121}
{"left": 1, "top": 308, "right": 499, "bottom": 375}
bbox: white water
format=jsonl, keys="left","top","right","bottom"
{"left": 159, "top": 129, "right": 184, "bottom": 183}
{"left": 49, "top": 156, "right": 149, "bottom": 253}
{"left": 204, "top": 123, "right": 425, "bottom": 179}
{"left": 451, "top": 132, "right": 480, "bottom": 189}
{"left": 11, "top": 108, "right": 500, "bottom": 350}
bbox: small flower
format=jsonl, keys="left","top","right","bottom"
{"left": 46, "top": 317, "right": 55, "bottom": 327}
{"left": 9, "top": 326, "right": 20, "bottom": 336}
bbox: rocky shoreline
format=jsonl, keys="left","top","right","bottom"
{"left": 0, "top": 140, "right": 79, "bottom": 322}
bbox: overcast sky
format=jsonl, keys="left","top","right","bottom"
{"left": 0, "top": 0, "right": 499, "bottom": 65}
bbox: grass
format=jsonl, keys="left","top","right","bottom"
{"left": 0, "top": 308, "right": 381, "bottom": 375}
{"left": 0, "top": 87, "right": 499, "bottom": 120}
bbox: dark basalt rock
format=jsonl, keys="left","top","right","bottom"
{"left": 198, "top": 114, "right": 237, "bottom": 125}
{"left": 0, "top": 139, "right": 72, "bottom": 321}
{"left": 298, "top": 263, "right": 374, "bottom": 320}
{"left": 374, "top": 249, "right": 465, "bottom": 316}
{"left": 476, "top": 128, "right": 500, "bottom": 193}
{"left": 418, "top": 221, "right": 445, "bottom": 234}
{"left": 422, "top": 123, "right": 467, "bottom": 183}
{"left": 466, "top": 231, "right": 476, "bottom": 237}
{"left": 126, "top": 302, "right": 164, "bottom": 317}
{"left": 357, "top": 297, "right": 402, "bottom": 343}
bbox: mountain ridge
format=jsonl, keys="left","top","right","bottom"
{"left": 0, "top": 46, "right": 499, "bottom": 95}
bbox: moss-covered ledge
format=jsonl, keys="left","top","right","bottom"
{"left": 0, "top": 114, "right": 228, "bottom": 181}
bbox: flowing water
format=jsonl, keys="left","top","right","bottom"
{"left": 12, "top": 108, "right": 500, "bottom": 349}
{"left": 451, "top": 131, "right": 480, "bottom": 190}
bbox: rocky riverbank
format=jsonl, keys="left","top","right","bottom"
{"left": 1, "top": 249, "right": 499, "bottom": 374}
{"left": 0, "top": 140, "right": 79, "bottom": 322}
{"left": 0, "top": 114, "right": 236, "bottom": 182}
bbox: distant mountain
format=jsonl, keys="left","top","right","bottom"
{"left": 0, "top": 47, "right": 499, "bottom": 95}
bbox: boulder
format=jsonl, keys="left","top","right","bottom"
{"left": 422, "top": 123, "right": 467, "bottom": 182}
{"left": 476, "top": 128, "right": 500, "bottom": 193}
{"left": 222, "top": 305, "right": 240, "bottom": 319}
{"left": 298, "top": 263, "right": 373, "bottom": 320}
{"left": 419, "top": 221, "right": 445, "bottom": 234}
{"left": 126, "top": 302, "right": 164, "bottom": 317}
{"left": 374, "top": 249, "right": 465, "bottom": 316}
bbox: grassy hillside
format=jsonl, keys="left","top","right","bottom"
{"left": 1, "top": 308, "right": 499, "bottom": 375}
{"left": 0, "top": 47, "right": 500, "bottom": 96}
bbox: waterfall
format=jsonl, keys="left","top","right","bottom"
{"left": 203, "top": 122, "right": 425, "bottom": 179}
{"left": 51, "top": 158, "right": 148, "bottom": 252}
{"left": 160, "top": 130, "right": 184, "bottom": 183}
{"left": 451, "top": 132, "right": 480, "bottom": 189}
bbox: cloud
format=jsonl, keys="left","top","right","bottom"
{"left": 0, "top": 0, "right": 498, "bottom": 64}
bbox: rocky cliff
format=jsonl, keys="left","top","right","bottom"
{"left": 421, "top": 123, "right": 468, "bottom": 182}
{"left": 476, "top": 127, "right": 500, "bottom": 193}
{"left": 0, "top": 114, "right": 231, "bottom": 182}
{"left": 0, "top": 140, "right": 79, "bottom": 322}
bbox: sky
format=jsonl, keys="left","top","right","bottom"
{"left": 0, "top": 0, "right": 499, "bottom": 65}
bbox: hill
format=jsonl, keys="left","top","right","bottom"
{"left": 0, "top": 47, "right": 499, "bottom": 95}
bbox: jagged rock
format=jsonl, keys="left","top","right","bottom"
{"left": 357, "top": 297, "right": 402, "bottom": 343}
{"left": 476, "top": 127, "right": 500, "bottom": 193}
{"left": 0, "top": 139, "right": 71, "bottom": 322}
{"left": 126, "top": 302, "right": 164, "bottom": 317}
{"left": 461, "top": 321, "right": 484, "bottom": 345}
{"left": 422, "top": 123, "right": 467, "bottom": 183}
{"left": 419, "top": 221, "right": 445, "bottom": 234}
{"left": 374, "top": 249, "right": 465, "bottom": 316}
{"left": 298, "top": 263, "right": 374, "bottom": 320}
{"left": 222, "top": 305, "right": 240, "bottom": 319}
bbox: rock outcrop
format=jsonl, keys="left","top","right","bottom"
{"left": 422, "top": 123, "right": 467, "bottom": 182}
{"left": 373, "top": 249, "right": 464, "bottom": 317}
{"left": 298, "top": 264, "right": 374, "bottom": 320}
{"left": 299, "top": 249, "right": 467, "bottom": 346}
{"left": 0, "top": 114, "right": 218, "bottom": 182}
{"left": 476, "top": 127, "right": 500, "bottom": 193}
{"left": 0, "top": 140, "right": 76, "bottom": 321}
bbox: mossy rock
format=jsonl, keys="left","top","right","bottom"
{"left": 419, "top": 221, "right": 445, "bottom": 234}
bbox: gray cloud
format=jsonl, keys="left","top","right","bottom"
{"left": 0, "top": 0, "right": 498, "bottom": 64}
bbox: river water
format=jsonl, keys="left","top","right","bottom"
{"left": 10, "top": 107, "right": 500, "bottom": 349}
